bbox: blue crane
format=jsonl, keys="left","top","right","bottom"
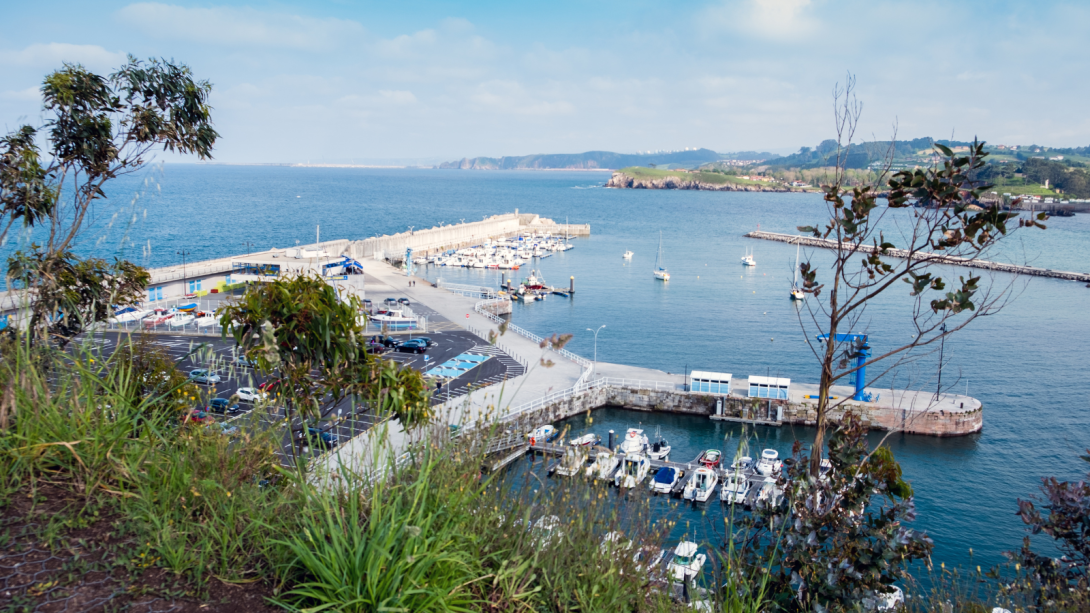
{"left": 815, "top": 333, "right": 872, "bottom": 401}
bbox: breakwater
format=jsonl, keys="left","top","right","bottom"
{"left": 745, "top": 231, "right": 1090, "bottom": 284}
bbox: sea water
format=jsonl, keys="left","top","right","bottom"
{"left": 15, "top": 163, "right": 1089, "bottom": 571}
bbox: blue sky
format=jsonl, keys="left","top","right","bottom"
{"left": 2, "top": 0, "right": 1088, "bottom": 164}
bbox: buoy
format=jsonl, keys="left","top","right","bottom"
{"left": 531, "top": 437, "right": 536, "bottom": 446}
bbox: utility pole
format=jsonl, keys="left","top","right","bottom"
{"left": 177, "top": 249, "right": 191, "bottom": 295}
{"left": 935, "top": 323, "right": 947, "bottom": 401}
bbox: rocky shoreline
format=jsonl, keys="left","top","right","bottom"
{"left": 605, "top": 171, "right": 800, "bottom": 192}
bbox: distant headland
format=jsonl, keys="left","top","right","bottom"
{"left": 605, "top": 167, "right": 810, "bottom": 192}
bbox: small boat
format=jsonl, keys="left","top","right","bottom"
{"left": 144, "top": 313, "right": 173, "bottom": 327}
{"left": 109, "top": 308, "right": 151, "bottom": 323}
{"left": 698, "top": 449, "right": 722, "bottom": 468}
{"left": 790, "top": 243, "right": 805, "bottom": 300}
{"left": 755, "top": 448, "right": 782, "bottom": 476}
{"left": 720, "top": 472, "right": 750, "bottom": 504}
{"left": 741, "top": 247, "right": 756, "bottom": 266}
{"left": 755, "top": 476, "right": 784, "bottom": 507}
{"left": 551, "top": 290, "right": 570, "bottom": 297}
{"left": 647, "top": 438, "right": 671, "bottom": 461}
{"left": 623, "top": 250, "right": 633, "bottom": 259}
{"left": 653, "top": 232, "right": 670, "bottom": 281}
{"left": 569, "top": 433, "right": 601, "bottom": 447}
{"left": 168, "top": 313, "right": 195, "bottom": 327}
{"left": 730, "top": 455, "right": 753, "bottom": 473}
{"left": 667, "top": 541, "right": 707, "bottom": 583}
{"left": 587, "top": 449, "right": 620, "bottom": 480}
{"left": 527, "top": 425, "right": 558, "bottom": 443}
{"left": 614, "top": 453, "right": 651, "bottom": 488}
{"left": 554, "top": 447, "right": 588, "bottom": 477}
{"left": 195, "top": 313, "right": 218, "bottom": 327}
{"left": 371, "top": 309, "right": 417, "bottom": 330}
{"left": 650, "top": 466, "right": 682, "bottom": 494}
{"left": 618, "top": 428, "right": 648, "bottom": 454}
{"left": 682, "top": 466, "right": 719, "bottom": 502}
{"left": 176, "top": 302, "right": 198, "bottom": 312}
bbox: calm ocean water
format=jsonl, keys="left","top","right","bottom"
{"left": 19, "top": 163, "right": 1090, "bottom": 570}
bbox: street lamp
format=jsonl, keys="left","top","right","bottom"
{"left": 586, "top": 325, "right": 606, "bottom": 363}
{"left": 242, "top": 241, "right": 254, "bottom": 256}
{"left": 176, "top": 249, "right": 191, "bottom": 295}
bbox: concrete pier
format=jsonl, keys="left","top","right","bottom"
{"left": 745, "top": 230, "right": 1090, "bottom": 284}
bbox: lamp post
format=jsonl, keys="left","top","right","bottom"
{"left": 586, "top": 325, "right": 606, "bottom": 364}
{"left": 177, "top": 249, "right": 191, "bottom": 295}
{"left": 242, "top": 241, "right": 254, "bottom": 256}
{"left": 935, "top": 323, "right": 947, "bottom": 401}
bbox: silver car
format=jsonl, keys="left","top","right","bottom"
{"left": 189, "top": 369, "right": 221, "bottom": 384}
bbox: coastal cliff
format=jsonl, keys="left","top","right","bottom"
{"left": 605, "top": 170, "right": 796, "bottom": 192}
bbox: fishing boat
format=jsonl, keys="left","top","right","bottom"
{"left": 527, "top": 424, "right": 558, "bottom": 443}
{"left": 755, "top": 477, "right": 784, "bottom": 507}
{"left": 195, "top": 312, "right": 218, "bottom": 327}
{"left": 667, "top": 542, "right": 707, "bottom": 583}
{"left": 168, "top": 313, "right": 195, "bottom": 327}
{"left": 586, "top": 449, "right": 620, "bottom": 480}
{"left": 622, "top": 250, "right": 633, "bottom": 259}
{"left": 697, "top": 449, "right": 722, "bottom": 468}
{"left": 618, "top": 428, "right": 649, "bottom": 454}
{"left": 682, "top": 466, "right": 719, "bottom": 502}
{"left": 790, "top": 243, "right": 805, "bottom": 300}
{"left": 647, "top": 437, "right": 671, "bottom": 461}
{"left": 650, "top": 466, "right": 682, "bottom": 494}
{"left": 554, "top": 447, "right": 588, "bottom": 477}
{"left": 569, "top": 433, "right": 601, "bottom": 447}
{"left": 653, "top": 232, "right": 670, "bottom": 281}
{"left": 741, "top": 247, "right": 756, "bottom": 266}
{"left": 756, "top": 449, "right": 783, "bottom": 476}
{"left": 720, "top": 472, "right": 750, "bottom": 504}
{"left": 613, "top": 452, "right": 651, "bottom": 488}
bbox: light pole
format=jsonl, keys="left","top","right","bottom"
{"left": 177, "top": 249, "right": 191, "bottom": 295}
{"left": 586, "top": 325, "right": 606, "bottom": 363}
{"left": 242, "top": 241, "right": 254, "bottom": 257}
{"left": 935, "top": 323, "right": 947, "bottom": 401}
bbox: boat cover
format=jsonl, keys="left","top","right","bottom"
{"left": 654, "top": 467, "right": 676, "bottom": 484}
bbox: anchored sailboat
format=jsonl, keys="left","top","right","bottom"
{"left": 653, "top": 232, "right": 670, "bottom": 281}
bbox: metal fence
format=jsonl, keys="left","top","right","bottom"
{"left": 473, "top": 298, "right": 592, "bottom": 369}
{"left": 436, "top": 279, "right": 499, "bottom": 299}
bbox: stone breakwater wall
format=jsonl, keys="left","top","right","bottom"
{"left": 605, "top": 172, "right": 796, "bottom": 192}
{"left": 506, "top": 382, "right": 981, "bottom": 437}
{"left": 746, "top": 230, "right": 1090, "bottom": 284}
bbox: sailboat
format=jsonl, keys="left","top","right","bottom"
{"left": 740, "top": 247, "right": 756, "bottom": 266}
{"left": 653, "top": 232, "right": 670, "bottom": 281}
{"left": 790, "top": 243, "right": 805, "bottom": 301}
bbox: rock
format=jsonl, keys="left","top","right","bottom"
{"left": 604, "top": 172, "right": 795, "bottom": 193}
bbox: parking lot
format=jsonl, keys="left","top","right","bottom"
{"left": 79, "top": 315, "right": 525, "bottom": 467}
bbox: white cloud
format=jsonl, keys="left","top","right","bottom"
{"left": 116, "top": 3, "right": 365, "bottom": 52}
{"left": 703, "top": 0, "right": 819, "bottom": 42}
{"left": 0, "top": 43, "right": 125, "bottom": 70}
{"left": 471, "top": 80, "right": 574, "bottom": 116}
{"left": 0, "top": 87, "right": 42, "bottom": 101}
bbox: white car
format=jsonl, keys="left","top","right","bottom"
{"left": 235, "top": 387, "right": 268, "bottom": 402}
{"left": 189, "top": 369, "right": 221, "bottom": 384}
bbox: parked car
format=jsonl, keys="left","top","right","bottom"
{"left": 208, "top": 422, "right": 240, "bottom": 437}
{"left": 208, "top": 398, "right": 241, "bottom": 415}
{"left": 235, "top": 356, "right": 255, "bottom": 367}
{"left": 184, "top": 410, "right": 213, "bottom": 425}
{"left": 235, "top": 387, "right": 268, "bottom": 402}
{"left": 298, "top": 427, "right": 338, "bottom": 449}
{"left": 412, "top": 336, "right": 436, "bottom": 347}
{"left": 189, "top": 369, "right": 221, "bottom": 384}
{"left": 398, "top": 339, "right": 429, "bottom": 354}
{"left": 397, "top": 297, "right": 411, "bottom": 306}
{"left": 377, "top": 335, "right": 401, "bottom": 348}
{"left": 383, "top": 297, "right": 399, "bottom": 307}
{"left": 367, "top": 344, "right": 389, "bottom": 355}
{"left": 257, "top": 379, "right": 282, "bottom": 393}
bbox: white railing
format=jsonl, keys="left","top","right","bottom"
{"left": 596, "top": 377, "right": 685, "bottom": 392}
{"left": 497, "top": 377, "right": 608, "bottom": 425}
{"left": 473, "top": 298, "right": 593, "bottom": 369}
{"left": 436, "top": 279, "right": 499, "bottom": 299}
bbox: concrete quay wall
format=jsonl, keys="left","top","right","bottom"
{"left": 507, "top": 382, "right": 982, "bottom": 438}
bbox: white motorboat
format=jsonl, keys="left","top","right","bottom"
{"left": 667, "top": 541, "right": 707, "bottom": 583}
{"left": 647, "top": 438, "right": 671, "bottom": 461}
{"left": 650, "top": 466, "right": 682, "bottom": 494}
{"left": 569, "top": 433, "right": 601, "bottom": 447}
{"left": 195, "top": 314, "right": 218, "bottom": 327}
{"left": 614, "top": 453, "right": 651, "bottom": 488}
{"left": 790, "top": 243, "right": 805, "bottom": 300}
{"left": 730, "top": 455, "right": 753, "bottom": 473}
{"left": 618, "top": 428, "right": 649, "bottom": 454}
{"left": 755, "top": 476, "right": 784, "bottom": 507}
{"left": 720, "top": 472, "right": 750, "bottom": 504}
{"left": 864, "top": 585, "right": 905, "bottom": 611}
{"left": 554, "top": 447, "right": 588, "bottom": 477}
{"left": 741, "top": 247, "right": 756, "bottom": 266}
{"left": 527, "top": 424, "right": 557, "bottom": 443}
{"left": 109, "top": 307, "right": 151, "bottom": 324}
{"left": 371, "top": 309, "right": 417, "bottom": 330}
{"left": 653, "top": 231, "right": 670, "bottom": 281}
{"left": 756, "top": 449, "right": 782, "bottom": 476}
{"left": 587, "top": 449, "right": 620, "bottom": 480}
{"left": 168, "top": 313, "right": 195, "bottom": 327}
{"left": 633, "top": 546, "right": 667, "bottom": 575}
{"left": 623, "top": 250, "right": 633, "bottom": 259}
{"left": 682, "top": 466, "right": 719, "bottom": 502}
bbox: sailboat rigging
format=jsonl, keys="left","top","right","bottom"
{"left": 653, "top": 232, "right": 670, "bottom": 281}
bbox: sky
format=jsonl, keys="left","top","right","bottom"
{"left": 2, "top": 0, "right": 1089, "bottom": 164}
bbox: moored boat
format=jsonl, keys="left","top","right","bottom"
{"left": 554, "top": 447, "right": 588, "bottom": 477}
{"left": 650, "top": 466, "right": 681, "bottom": 494}
{"left": 682, "top": 466, "right": 719, "bottom": 502}
{"left": 720, "top": 472, "right": 749, "bottom": 504}
{"left": 586, "top": 449, "right": 620, "bottom": 480}
{"left": 698, "top": 449, "right": 722, "bottom": 468}
{"left": 614, "top": 453, "right": 651, "bottom": 488}
{"left": 618, "top": 428, "right": 649, "bottom": 454}
{"left": 667, "top": 541, "right": 707, "bottom": 583}
{"left": 569, "top": 433, "right": 601, "bottom": 447}
{"left": 648, "top": 438, "right": 671, "bottom": 461}
{"left": 755, "top": 448, "right": 782, "bottom": 476}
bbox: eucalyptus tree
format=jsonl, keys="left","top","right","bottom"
{"left": 794, "top": 76, "right": 1047, "bottom": 477}
{"left": 219, "top": 274, "right": 430, "bottom": 464}
{"left": 1, "top": 56, "right": 217, "bottom": 346}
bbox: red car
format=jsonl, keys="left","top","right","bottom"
{"left": 183, "top": 410, "right": 213, "bottom": 425}
{"left": 258, "top": 379, "right": 282, "bottom": 393}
